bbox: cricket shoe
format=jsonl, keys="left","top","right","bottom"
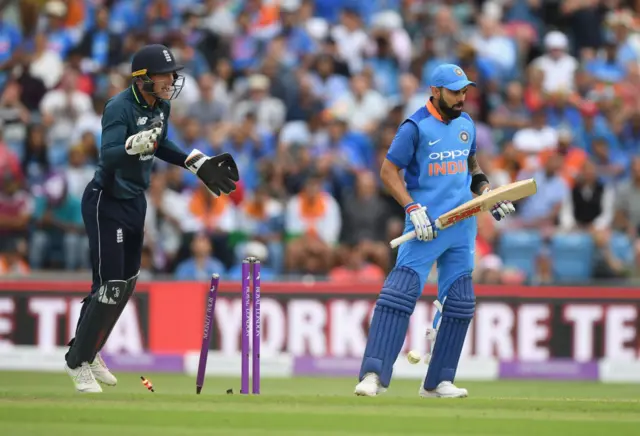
{"left": 419, "top": 381, "right": 468, "bottom": 398}
{"left": 354, "top": 373, "right": 388, "bottom": 397}
{"left": 65, "top": 362, "right": 102, "bottom": 393}
{"left": 89, "top": 353, "right": 117, "bottom": 386}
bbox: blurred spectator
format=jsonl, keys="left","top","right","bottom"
{"left": 0, "top": 238, "right": 30, "bottom": 277}
{"left": 233, "top": 74, "right": 286, "bottom": 134}
{"left": 309, "top": 54, "right": 350, "bottom": 107}
{"left": 538, "top": 127, "right": 587, "bottom": 188}
{"left": 333, "top": 74, "right": 388, "bottom": 135}
{"left": 187, "top": 73, "right": 229, "bottom": 126}
{"left": 237, "top": 186, "right": 285, "bottom": 272}
{"left": 28, "top": 32, "right": 64, "bottom": 91}
{"left": 0, "top": 81, "right": 30, "bottom": 152}
{"left": 0, "top": 163, "right": 30, "bottom": 263}
{"left": 615, "top": 156, "right": 640, "bottom": 237}
{"left": 65, "top": 144, "right": 94, "bottom": 198}
{"left": 76, "top": 6, "right": 122, "bottom": 74}
{"left": 184, "top": 183, "right": 237, "bottom": 269}
{"left": 29, "top": 173, "right": 87, "bottom": 270}
{"left": 531, "top": 31, "right": 578, "bottom": 93}
{"left": 174, "top": 232, "right": 225, "bottom": 281}
{"left": 515, "top": 152, "right": 568, "bottom": 230}
{"left": 285, "top": 174, "right": 341, "bottom": 274}
{"left": 331, "top": 8, "right": 369, "bottom": 74}
{"left": 512, "top": 108, "right": 558, "bottom": 160}
{"left": 329, "top": 243, "right": 385, "bottom": 282}
{"left": 489, "top": 81, "right": 531, "bottom": 145}
{"left": 560, "top": 160, "right": 614, "bottom": 232}
{"left": 340, "top": 171, "right": 390, "bottom": 271}
{"left": 145, "top": 171, "right": 200, "bottom": 271}
{"left": 39, "top": 66, "right": 93, "bottom": 165}
{"left": 21, "top": 124, "right": 50, "bottom": 186}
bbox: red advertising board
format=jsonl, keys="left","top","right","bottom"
{"left": 0, "top": 281, "right": 639, "bottom": 361}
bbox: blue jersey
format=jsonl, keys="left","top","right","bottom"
{"left": 386, "top": 99, "right": 476, "bottom": 218}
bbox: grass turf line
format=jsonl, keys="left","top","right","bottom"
{"left": 0, "top": 372, "right": 638, "bottom": 436}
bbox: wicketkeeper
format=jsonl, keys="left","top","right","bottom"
{"left": 64, "top": 44, "right": 239, "bottom": 393}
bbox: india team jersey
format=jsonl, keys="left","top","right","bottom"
{"left": 386, "top": 99, "right": 477, "bottom": 219}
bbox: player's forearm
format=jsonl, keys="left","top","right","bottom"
{"left": 156, "top": 139, "right": 188, "bottom": 167}
{"left": 380, "top": 159, "right": 413, "bottom": 207}
{"left": 468, "top": 155, "right": 490, "bottom": 195}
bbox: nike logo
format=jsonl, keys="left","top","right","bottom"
{"left": 428, "top": 139, "right": 441, "bottom": 146}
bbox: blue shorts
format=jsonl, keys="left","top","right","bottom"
{"left": 395, "top": 216, "right": 476, "bottom": 301}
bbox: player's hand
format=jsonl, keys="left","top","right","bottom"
{"left": 405, "top": 202, "right": 437, "bottom": 241}
{"left": 125, "top": 121, "right": 162, "bottom": 156}
{"left": 482, "top": 188, "right": 516, "bottom": 221}
{"left": 185, "top": 149, "right": 240, "bottom": 196}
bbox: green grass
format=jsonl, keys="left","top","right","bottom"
{"left": 0, "top": 372, "right": 639, "bottom": 435}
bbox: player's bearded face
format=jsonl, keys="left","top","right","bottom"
{"left": 437, "top": 88, "right": 465, "bottom": 119}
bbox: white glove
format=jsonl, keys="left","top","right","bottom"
{"left": 125, "top": 124, "right": 162, "bottom": 156}
{"left": 405, "top": 202, "right": 437, "bottom": 241}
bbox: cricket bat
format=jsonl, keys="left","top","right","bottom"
{"left": 389, "top": 178, "right": 537, "bottom": 249}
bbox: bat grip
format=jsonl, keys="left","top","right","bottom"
{"left": 389, "top": 219, "right": 443, "bottom": 249}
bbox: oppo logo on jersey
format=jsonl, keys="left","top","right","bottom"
{"left": 428, "top": 149, "right": 469, "bottom": 176}
{"left": 429, "top": 149, "right": 470, "bottom": 160}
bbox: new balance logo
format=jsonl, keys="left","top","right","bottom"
{"left": 163, "top": 49, "right": 172, "bottom": 63}
{"left": 137, "top": 117, "right": 148, "bottom": 126}
{"left": 117, "top": 228, "right": 123, "bottom": 243}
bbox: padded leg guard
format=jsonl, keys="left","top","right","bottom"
{"left": 94, "top": 272, "right": 139, "bottom": 359}
{"left": 65, "top": 279, "right": 129, "bottom": 369}
{"left": 424, "top": 275, "right": 475, "bottom": 390}
{"left": 359, "top": 266, "right": 421, "bottom": 388}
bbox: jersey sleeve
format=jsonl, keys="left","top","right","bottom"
{"left": 461, "top": 113, "right": 477, "bottom": 156}
{"left": 100, "top": 102, "right": 130, "bottom": 169}
{"left": 156, "top": 138, "right": 188, "bottom": 167}
{"left": 385, "top": 121, "right": 419, "bottom": 169}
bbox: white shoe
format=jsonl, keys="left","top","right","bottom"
{"left": 65, "top": 362, "right": 102, "bottom": 393}
{"left": 354, "top": 372, "right": 388, "bottom": 397}
{"left": 419, "top": 381, "right": 468, "bottom": 398}
{"left": 89, "top": 353, "right": 117, "bottom": 386}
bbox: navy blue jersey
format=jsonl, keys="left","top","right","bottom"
{"left": 94, "top": 85, "right": 186, "bottom": 199}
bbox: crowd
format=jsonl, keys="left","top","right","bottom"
{"left": 1, "top": 0, "right": 640, "bottom": 284}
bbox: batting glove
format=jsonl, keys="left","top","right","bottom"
{"left": 405, "top": 202, "right": 438, "bottom": 241}
{"left": 125, "top": 121, "right": 162, "bottom": 156}
{"left": 482, "top": 188, "right": 516, "bottom": 221}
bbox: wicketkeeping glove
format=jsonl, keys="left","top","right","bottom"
{"left": 481, "top": 188, "right": 516, "bottom": 221}
{"left": 125, "top": 120, "right": 162, "bottom": 156}
{"left": 185, "top": 149, "right": 240, "bottom": 196}
{"left": 405, "top": 202, "right": 438, "bottom": 241}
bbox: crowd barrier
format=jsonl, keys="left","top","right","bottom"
{"left": 1, "top": 280, "right": 639, "bottom": 382}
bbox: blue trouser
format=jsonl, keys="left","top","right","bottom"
{"left": 358, "top": 217, "right": 476, "bottom": 388}
{"left": 65, "top": 180, "right": 145, "bottom": 368}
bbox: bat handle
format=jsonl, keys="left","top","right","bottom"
{"left": 389, "top": 232, "right": 415, "bottom": 249}
{"left": 389, "top": 219, "right": 443, "bottom": 249}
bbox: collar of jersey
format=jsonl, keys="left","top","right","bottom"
{"left": 426, "top": 98, "right": 447, "bottom": 124}
{"left": 131, "top": 84, "right": 149, "bottom": 109}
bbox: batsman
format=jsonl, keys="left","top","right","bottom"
{"left": 65, "top": 44, "right": 239, "bottom": 393}
{"left": 355, "top": 64, "right": 515, "bottom": 398}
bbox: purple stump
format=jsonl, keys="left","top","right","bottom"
{"left": 241, "top": 260, "right": 250, "bottom": 394}
{"left": 252, "top": 260, "right": 261, "bottom": 394}
{"left": 196, "top": 274, "right": 219, "bottom": 394}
